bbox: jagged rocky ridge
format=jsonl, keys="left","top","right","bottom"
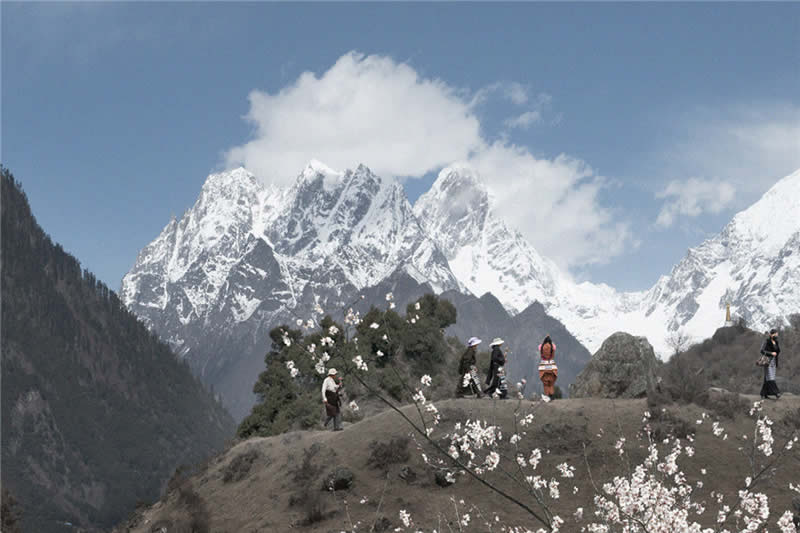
{"left": 123, "top": 161, "right": 799, "bottom": 417}
{"left": 122, "top": 162, "right": 589, "bottom": 418}
{"left": 122, "top": 163, "right": 463, "bottom": 419}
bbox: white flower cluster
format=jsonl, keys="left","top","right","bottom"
{"left": 556, "top": 462, "right": 575, "bottom": 478}
{"left": 777, "top": 510, "right": 797, "bottom": 533}
{"left": 349, "top": 400, "right": 359, "bottom": 412}
{"left": 320, "top": 336, "right": 335, "bottom": 347}
{"left": 399, "top": 509, "right": 411, "bottom": 527}
{"left": 447, "top": 419, "right": 502, "bottom": 472}
{"left": 756, "top": 416, "right": 774, "bottom": 457}
{"left": 344, "top": 307, "right": 361, "bottom": 326}
{"left": 285, "top": 360, "right": 299, "bottom": 378}
{"left": 352, "top": 355, "right": 368, "bottom": 372}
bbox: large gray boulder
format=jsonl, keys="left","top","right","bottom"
{"left": 569, "top": 332, "right": 659, "bottom": 399}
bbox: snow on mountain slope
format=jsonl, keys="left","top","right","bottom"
{"left": 416, "top": 166, "right": 800, "bottom": 357}
{"left": 121, "top": 162, "right": 460, "bottom": 417}
{"left": 413, "top": 165, "right": 568, "bottom": 314}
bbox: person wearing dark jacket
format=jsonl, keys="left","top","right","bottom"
{"left": 760, "top": 329, "right": 781, "bottom": 400}
{"left": 484, "top": 338, "right": 507, "bottom": 398}
{"left": 457, "top": 337, "right": 483, "bottom": 397}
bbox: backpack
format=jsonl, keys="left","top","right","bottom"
{"left": 541, "top": 342, "right": 553, "bottom": 360}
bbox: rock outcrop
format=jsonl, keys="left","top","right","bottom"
{"left": 569, "top": 332, "right": 659, "bottom": 399}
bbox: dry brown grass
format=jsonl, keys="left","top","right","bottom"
{"left": 116, "top": 394, "right": 800, "bottom": 533}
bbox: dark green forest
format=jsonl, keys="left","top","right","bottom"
{"left": 1, "top": 168, "right": 235, "bottom": 533}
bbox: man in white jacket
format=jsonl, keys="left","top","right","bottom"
{"left": 322, "top": 368, "right": 343, "bottom": 431}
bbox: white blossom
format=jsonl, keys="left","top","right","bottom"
{"left": 556, "top": 462, "right": 575, "bottom": 478}
{"left": 399, "top": 509, "right": 411, "bottom": 527}
{"left": 285, "top": 360, "right": 299, "bottom": 378}
{"left": 352, "top": 355, "right": 368, "bottom": 371}
{"left": 485, "top": 451, "right": 500, "bottom": 471}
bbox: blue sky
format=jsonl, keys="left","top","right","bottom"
{"left": 3, "top": 2, "right": 799, "bottom": 292}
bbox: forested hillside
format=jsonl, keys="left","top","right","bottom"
{"left": 1, "top": 168, "right": 235, "bottom": 533}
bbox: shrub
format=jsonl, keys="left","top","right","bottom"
{"left": 1, "top": 489, "right": 22, "bottom": 533}
{"left": 290, "top": 443, "right": 324, "bottom": 484}
{"left": 221, "top": 448, "right": 260, "bottom": 483}
{"left": 175, "top": 484, "right": 210, "bottom": 533}
{"left": 300, "top": 491, "right": 326, "bottom": 525}
{"left": 705, "top": 390, "right": 749, "bottom": 419}
{"left": 649, "top": 409, "right": 693, "bottom": 442}
{"left": 657, "top": 353, "right": 708, "bottom": 405}
{"left": 367, "top": 437, "right": 411, "bottom": 470}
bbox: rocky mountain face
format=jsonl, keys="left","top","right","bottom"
{"left": 416, "top": 166, "right": 800, "bottom": 357}
{"left": 122, "top": 162, "right": 592, "bottom": 418}
{"left": 1, "top": 169, "right": 235, "bottom": 533}
{"left": 121, "top": 162, "right": 461, "bottom": 419}
{"left": 122, "top": 158, "right": 798, "bottom": 417}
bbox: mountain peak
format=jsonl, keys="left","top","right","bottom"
{"left": 297, "top": 159, "right": 346, "bottom": 192}
{"left": 726, "top": 168, "right": 800, "bottom": 254}
{"left": 200, "top": 167, "right": 259, "bottom": 198}
{"left": 433, "top": 164, "right": 488, "bottom": 196}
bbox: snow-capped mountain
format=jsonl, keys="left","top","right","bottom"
{"left": 123, "top": 156, "right": 798, "bottom": 415}
{"left": 416, "top": 166, "right": 800, "bottom": 357}
{"left": 121, "top": 161, "right": 459, "bottom": 418}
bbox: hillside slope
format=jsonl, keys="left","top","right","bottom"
{"left": 1, "top": 169, "right": 236, "bottom": 533}
{"left": 115, "top": 395, "right": 800, "bottom": 533}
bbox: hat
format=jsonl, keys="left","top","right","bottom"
{"left": 490, "top": 338, "right": 504, "bottom": 346}
{"left": 328, "top": 368, "right": 338, "bottom": 375}
{"left": 467, "top": 336, "right": 482, "bottom": 347}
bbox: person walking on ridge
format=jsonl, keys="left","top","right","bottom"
{"left": 322, "top": 368, "right": 344, "bottom": 430}
{"left": 760, "top": 329, "right": 781, "bottom": 400}
{"left": 484, "top": 338, "right": 508, "bottom": 398}
{"left": 538, "top": 335, "right": 558, "bottom": 399}
{"left": 458, "top": 337, "right": 483, "bottom": 398}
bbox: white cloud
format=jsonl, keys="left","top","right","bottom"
{"left": 466, "top": 143, "right": 634, "bottom": 267}
{"left": 655, "top": 103, "right": 800, "bottom": 205}
{"left": 225, "top": 52, "right": 482, "bottom": 185}
{"left": 655, "top": 178, "right": 737, "bottom": 228}
{"left": 505, "top": 82, "right": 529, "bottom": 105}
{"left": 501, "top": 92, "right": 553, "bottom": 130}
{"left": 226, "top": 51, "right": 633, "bottom": 270}
{"left": 504, "top": 110, "right": 542, "bottom": 130}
